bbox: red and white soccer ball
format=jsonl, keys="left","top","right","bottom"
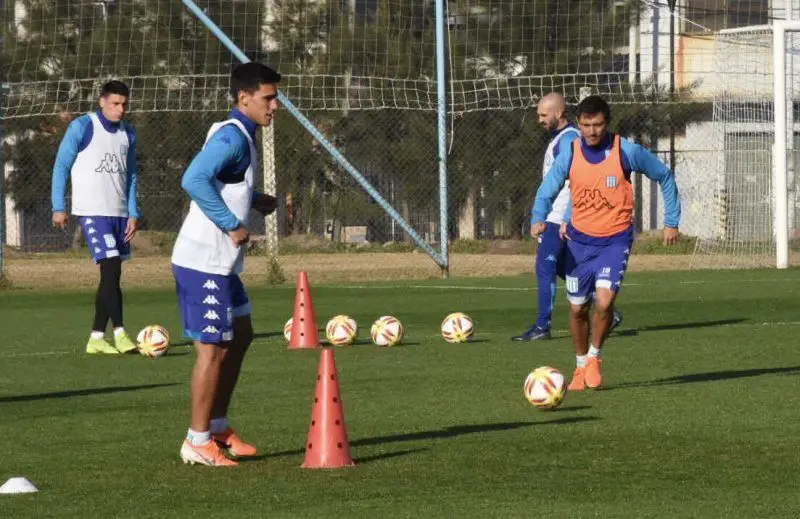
{"left": 370, "top": 315, "right": 404, "bottom": 347}
{"left": 137, "top": 325, "right": 170, "bottom": 358}
{"left": 326, "top": 315, "right": 358, "bottom": 346}
{"left": 440, "top": 312, "right": 474, "bottom": 343}
{"left": 524, "top": 366, "right": 566, "bottom": 409}
{"left": 283, "top": 317, "right": 293, "bottom": 342}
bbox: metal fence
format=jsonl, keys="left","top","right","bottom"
{"left": 2, "top": 1, "right": 799, "bottom": 289}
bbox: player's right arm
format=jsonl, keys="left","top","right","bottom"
{"left": 181, "top": 126, "right": 249, "bottom": 245}
{"left": 530, "top": 147, "right": 573, "bottom": 236}
{"left": 51, "top": 116, "right": 90, "bottom": 228}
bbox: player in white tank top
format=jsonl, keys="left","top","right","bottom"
{"left": 175, "top": 63, "right": 282, "bottom": 467}
{"left": 50, "top": 80, "right": 141, "bottom": 355}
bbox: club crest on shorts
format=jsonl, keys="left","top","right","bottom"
{"left": 606, "top": 175, "right": 618, "bottom": 188}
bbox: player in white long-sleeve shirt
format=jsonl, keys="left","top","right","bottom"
{"left": 51, "top": 80, "right": 140, "bottom": 355}
{"left": 174, "top": 63, "right": 280, "bottom": 467}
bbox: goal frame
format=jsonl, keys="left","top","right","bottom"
{"left": 773, "top": 20, "right": 798, "bottom": 269}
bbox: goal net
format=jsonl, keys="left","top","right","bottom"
{"left": 691, "top": 24, "right": 798, "bottom": 269}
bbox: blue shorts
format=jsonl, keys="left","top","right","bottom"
{"left": 79, "top": 216, "right": 130, "bottom": 263}
{"left": 172, "top": 264, "right": 251, "bottom": 344}
{"left": 564, "top": 237, "right": 633, "bottom": 305}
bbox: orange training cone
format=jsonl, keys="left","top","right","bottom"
{"left": 288, "top": 271, "right": 321, "bottom": 349}
{"left": 301, "top": 348, "right": 355, "bottom": 469}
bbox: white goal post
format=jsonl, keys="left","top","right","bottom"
{"left": 773, "top": 20, "right": 798, "bottom": 269}
{"left": 694, "top": 23, "right": 797, "bottom": 270}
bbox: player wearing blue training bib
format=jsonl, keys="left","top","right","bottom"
{"left": 51, "top": 80, "right": 140, "bottom": 355}
{"left": 174, "top": 63, "right": 280, "bottom": 467}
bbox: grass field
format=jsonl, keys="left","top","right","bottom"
{"left": 1, "top": 269, "right": 800, "bottom": 518}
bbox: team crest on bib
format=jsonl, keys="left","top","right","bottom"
{"left": 606, "top": 176, "right": 618, "bottom": 188}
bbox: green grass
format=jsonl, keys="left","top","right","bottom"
{"left": 1, "top": 270, "right": 800, "bottom": 518}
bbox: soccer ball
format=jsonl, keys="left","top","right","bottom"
{"left": 440, "top": 312, "right": 474, "bottom": 343}
{"left": 524, "top": 366, "right": 566, "bottom": 409}
{"left": 370, "top": 316, "right": 404, "bottom": 347}
{"left": 326, "top": 315, "right": 358, "bottom": 346}
{"left": 137, "top": 325, "right": 170, "bottom": 358}
{"left": 283, "top": 317, "right": 293, "bottom": 342}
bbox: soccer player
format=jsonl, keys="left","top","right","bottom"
{"left": 531, "top": 96, "right": 680, "bottom": 390}
{"left": 51, "top": 80, "right": 140, "bottom": 355}
{"left": 173, "top": 62, "right": 280, "bottom": 467}
{"left": 512, "top": 93, "right": 622, "bottom": 341}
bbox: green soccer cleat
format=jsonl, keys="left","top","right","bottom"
{"left": 114, "top": 332, "right": 139, "bottom": 354}
{"left": 86, "top": 337, "right": 120, "bottom": 355}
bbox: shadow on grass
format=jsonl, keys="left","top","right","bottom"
{"left": 250, "top": 416, "right": 599, "bottom": 461}
{"left": 0, "top": 382, "right": 180, "bottom": 404}
{"left": 605, "top": 365, "right": 800, "bottom": 391}
{"left": 614, "top": 318, "right": 748, "bottom": 338}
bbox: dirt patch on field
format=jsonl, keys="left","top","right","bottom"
{"left": 5, "top": 252, "right": 699, "bottom": 291}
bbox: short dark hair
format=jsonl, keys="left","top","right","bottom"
{"left": 576, "top": 95, "right": 610, "bottom": 121}
{"left": 100, "top": 80, "right": 130, "bottom": 98}
{"left": 230, "top": 62, "right": 282, "bottom": 102}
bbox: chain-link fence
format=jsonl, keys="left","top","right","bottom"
{"left": 2, "top": 1, "right": 799, "bottom": 289}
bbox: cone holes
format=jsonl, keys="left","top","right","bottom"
{"left": 333, "top": 397, "right": 338, "bottom": 403}
{"left": 330, "top": 374, "right": 336, "bottom": 381}
{"left": 335, "top": 419, "right": 340, "bottom": 425}
{"left": 308, "top": 443, "right": 313, "bottom": 449}
{"left": 311, "top": 420, "right": 316, "bottom": 426}
{"left": 337, "top": 442, "right": 343, "bottom": 449}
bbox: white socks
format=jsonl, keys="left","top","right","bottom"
{"left": 90, "top": 331, "right": 104, "bottom": 340}
{"left": 210, "top": 417, "right": 229, "bottom": 434}
{"left": 577, "top": 345, "right": 602, "bottom": 368}
{"left": 113, "top": 327, "right": 125, "bottom": 337}
{"left": 187, "top": 418, "right": 229, "bottom": 445}
{"left": 187, "top": 429, "right": 211, "bottom": 446}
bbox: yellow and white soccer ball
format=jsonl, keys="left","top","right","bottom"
{"left": 524, "top": 366, "right": 566, "bottom": 409}
{"left": 440, "top": 312, "right": 474, "bottom": 343}
{"left": 137, "top": 325, "right": 170, "bottom": 358}
{"left": 326, "top": 315, "right": 358, "bottom": 346}
{"left": 370, "top": 315, "right": 404, "bottom": 347}
{"left": 284, "top": 317, "right": 293, "bottom": 342}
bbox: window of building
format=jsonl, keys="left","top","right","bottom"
{"left": 686, "top": 0, "right": 769, "bottom": 33}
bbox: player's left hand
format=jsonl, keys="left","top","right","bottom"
{"left": 663, "top": 226, "right": 679, "bottom": 246}
{"left": 125, "top": 218, "right": 138, "bottom": 243}
{"left": 253, "top": 193, "right": 278, "bottom": 216}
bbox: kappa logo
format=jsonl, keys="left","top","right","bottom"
{"left": 202, "top": 279, "right": 220, "bottom": 290}
{"left": 202, "top": 295, "right": 221, "bottom": 305}
{"left": 91, "top": 237, "right": 99, "bottom": 244}
{"left": 573, "top": 189, "right": 614, "bottom": 211}
{"left": 94, "top": 153, "right": 124, "bottom": 174}
{"left": 94, "top": 247, "right": 102, "bottom": 254}
{"left": 87, "top": 227, "right": 97, "bottom": 235}
{"left": 545, "top": 254, "right": 557, "bottom": 262}
{"left": 202, "top": 325, "right": 219, "bottom": 334}
{"left": 85, "top": 218, "right": 94, "bottom": 224}
{"left": 203, "top": 310, "right": 221, "bottom": 321}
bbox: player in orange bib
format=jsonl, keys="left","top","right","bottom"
{"left": 531, "top": 96, "right": 681, "bottom": 390}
